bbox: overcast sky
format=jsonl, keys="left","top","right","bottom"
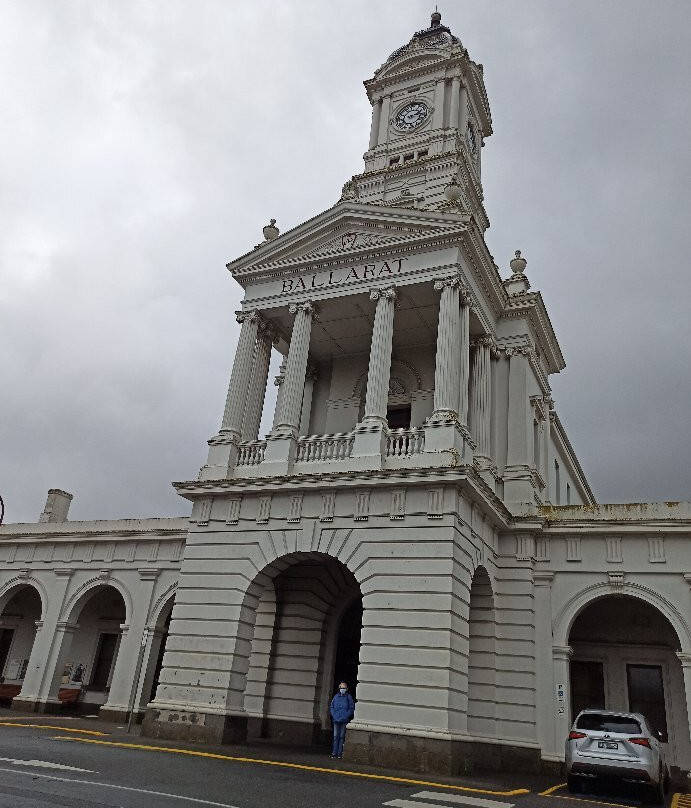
{"left": 1, "top": 1, "right": 690, "bottom": 523}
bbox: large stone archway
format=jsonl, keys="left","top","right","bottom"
{"left": 243, "top": 553, "right": 362, "bottom": 744}
{"left": 567, "top": 594, "right": 691, "bottom": 773}
{"left": 0, "top": 584, "right": 43, "bottom": 706}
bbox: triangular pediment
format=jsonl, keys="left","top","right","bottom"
{"left": 227, "top": 202, "right": 466, "bottom": 281}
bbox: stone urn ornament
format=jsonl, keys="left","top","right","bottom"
{"left": 262, "top": 219, "right": 279, "bottom": 241}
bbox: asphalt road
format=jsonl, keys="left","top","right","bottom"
{"left": 0, "top": 719, "right": 681, "bottom": 808}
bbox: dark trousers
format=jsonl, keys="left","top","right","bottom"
{"left": 331, "top": 721, "right": 347, "bottom": 757}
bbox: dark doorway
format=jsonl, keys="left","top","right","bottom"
{"left": 571, "top": 660, "right": 605, "bottom": 716}
{"left": 628, "top": 664, "right": 667, "bottom": 736}
{"left": 386, "top": 405, "right": 411, "bottom": 429}
{"left": 0, "top": 629, "right": 15, "bottom": 681}
{"left": 91, "top": 633, "right": 118, "bottom": 689}
{"left": 332, "top": 598, "right": 363, "bottom": 702}
{"left": 149, "top": 612, "right": 172, "bottom": 702}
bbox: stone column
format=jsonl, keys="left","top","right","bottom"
{"left": 459, "top": 85, "right": 469, "bottom": 137}
{"left": 431, "top": 274, "right": 461, "bottom": 419}
{"left": 271, "top": 358, "right": 287, "bottom": 429}
{"left": 275, "top": 302, "right": 316, "bottom": 434}
{"left": 363, "top": 287, "right": 397, "bottom": 423}
{"left": 432, "top": 78, "right": 446, "bottom": 128}
{"left": 378, "top": 95, "right": 391, "bottom": 145}
{"left": 241, "top": 320, "right": 274, "bottom": 442}
{"left": 13, "top": 568, "right": 73, "bottom": 712}
{"left": 35, "top": 621, "right": 79, "bottom": 711}
{"left": 134, "top": 626, "right": 166, "bottom": 713}
{"left": 676, "top": 652, "right": 691, "bottom": 751}
{"left": 470, "top": 335, "right": 497, "bottom": 483}
{"left": 221, "top": 311, "right": 261, "bottom": 438}
{"left": 352, "top": 287, "right": 397, "bottom": 466}
{"left": 552, "top": 644, "right": 573, "bottom": 760}
{"left": 100, "top": 568, "right": 160, "bottom": 722}
{"left": 449, "top": 76, "right": 461, "bottom": 130}
{"left": 534, "top": 573, "right": 556, "bottom": 759}
{"left": 299, "top": 366, "right": 317, "bottom": 436}
{"left": 369, "top": 98, "right": 382, "bottom": 150}
{"left": 202, "top": 310, "right": 261, "bottom": 479}
{"left": 458, "top": 288, "right": 472, "bottom": 427}
{"left": 504, "top": 346, "right": 535, "bottom": 507}
{"left": 263, "top": 302, "right": 316, "bottom": 474}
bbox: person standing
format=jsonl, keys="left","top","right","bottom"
{"left": 329, "top": 680, "right": 354, "bottom": 759}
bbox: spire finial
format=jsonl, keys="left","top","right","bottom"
{"left": 431, "top": 8, "right": 442, "bottom": 26}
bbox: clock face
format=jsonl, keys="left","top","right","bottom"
{"left": 394, "top": 102, "right": 430, "bottom": 131}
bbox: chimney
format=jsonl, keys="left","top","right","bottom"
{"left": 39, "top": 489, "right": 73, "bottom": 523}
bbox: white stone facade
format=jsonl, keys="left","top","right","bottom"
{"left": 1, "top": 12, "right": 690, "bottom": 780}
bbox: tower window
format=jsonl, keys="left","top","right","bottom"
{"left": 389, "top": 156, "right": 400, "bottom": 167}
{"left": 555, "top": 460, "right": 561, "bottom": 505}
{"left": 403, "top": 152, "right": 414, "bottom": 163}
{"left": 386, "top": 405, "right": 411, "bottom": 430}
{"left": 417, "top": 149, "right": 428, "bottom": 158}
{"left": 567, "top": 483, "right": 571, "bottom": 505}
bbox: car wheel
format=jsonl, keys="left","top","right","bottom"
{"left": 567, "top": 775, "right": 581, "bottom": 794}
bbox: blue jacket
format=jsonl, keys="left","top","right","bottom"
{"left": 330, "top": 691, "right": 355, "bottom": 724}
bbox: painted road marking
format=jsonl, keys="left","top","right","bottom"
{"left": 410, "top": 792, "right": 515, "bottom": 807}
{"left": 0, "top": 720, "right": 107, "bottom": 736}
{"left": 0, "top": 755, "right": 94, "bottom": 773}
{"left": 539, "top": 784, "right": 567, "bottom": 796}
{"left": 0, "top": 765, "right": 243, "bottom": 807}
{"left": 672, "top": 795, "right": 691, "bottom": 808}
{"left": 385, "top": 797, "right": 516, "bottom": 808}
{"left": 53, "top": 736, "right": 531, "bottom": 796}
{"left": 540, "top": 794, "right": 643, "bottom": 807}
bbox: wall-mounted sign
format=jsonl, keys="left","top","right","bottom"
{"left": 556, "top": 683, "right": 566, "bottom": 703}
{"left": 280, "top": 257, "right": 408, "bottom": 294}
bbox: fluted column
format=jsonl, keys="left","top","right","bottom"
{"left": 275, "top": 301, "right": 316, "bottom": 435}
{"left": 271, "top": 358, "right": 287, "bottom": 429}
{"left": 431, "top": 274, "right": 461, "bottom": 419}
{"left": 449, "top": 75, "right": 461, "bottom": 130}
{"left": 458, "top": 288, "right": 472, "bottom": 427}
{"left": 378, "top": 95, "right": 391, "bottom": 145}
{"left": 432, "top": 78, "right": 446, "bottom": 128}
{"left": 241, "top": 320, "right": 274, "bottom": 441}
{"left": 470, "top": 335, "right": 495, "bottom": 458}
{"left": 369, "top": 98, "right": 382, "bottom": 149}
{"left": 220, "top": 310, "right": 261, "bottom": 441}
{"left": 363, "top": 287, "right": 397, "bottom": 423}
{"left": 299, "top": 365, "right": 317, "bottom": 436}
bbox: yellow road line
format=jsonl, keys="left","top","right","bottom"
{"left": 541, "top": 794, "right": 640, "bottom": 808}
{"left": 670, "top": 795, "right": 679, "bottom": 808}
{"left": 540, "top": 783, "right": 567, "bottom": 796}
{"left": 53, "top": 736, "right": 531, "bottom": 796}
{"left": 0, "top": 721, "right": 108, "bottom": 737}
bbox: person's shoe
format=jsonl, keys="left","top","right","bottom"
{"left": 329, "top": 754, "right": 337, "bottom": 759}
{"left": 337, "top": 755, "right": 343, "bottom": 759}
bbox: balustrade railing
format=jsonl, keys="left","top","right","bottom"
{"left": 295, "top": 433, "right": 354, "bottom": 463}
{"left": 385, "top": 428, "right": 425, "bottom": 457}
{"left": 236, "top": 440, "right": 267, "bottom": 466}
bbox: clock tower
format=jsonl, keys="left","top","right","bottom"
{"left": 347, "top": 11, "right": 492, "bottom": 230}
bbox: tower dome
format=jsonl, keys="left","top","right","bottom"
{"left": 386, "top": 11, "right": 462, "bottom": 64}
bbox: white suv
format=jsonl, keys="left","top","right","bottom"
{"left": 565, "top": 709, "right": 669, "bottom": 804}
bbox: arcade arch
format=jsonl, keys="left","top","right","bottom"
{"left": 0, "top": 585, "right": 43, "bottom": 703}
{"left": 568, "top": 594, "right": 691, "bottom": 770}
{"left": 467, "top": 566, "right": 496, "bottom": 737}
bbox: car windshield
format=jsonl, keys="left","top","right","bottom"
{"left": 576, "top": 713, "right": 641, "bottom": 734}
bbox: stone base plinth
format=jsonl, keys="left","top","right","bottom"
{"left": 344, "top": 727, "right": 542, "bottom": 776}
{"left": 99, "top": 706, "right": 145, "bottom": 723}
{"left": 10, "top": 698, "right": 62, "bottom": 715}
{"left": 141, "top": 707, "right": 248, "bottom": 745}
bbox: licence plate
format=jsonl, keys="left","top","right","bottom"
{"left": 598, "top": 741, "right": 619, "bottom": 750}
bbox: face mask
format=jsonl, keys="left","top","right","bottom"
{"left": 339, "top": 688, "right": 347, "bottom": 694}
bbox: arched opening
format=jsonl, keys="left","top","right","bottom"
{"left": 467, "top": 567, "right": 496, "bottom": 737}
{"left": 148, "top": 610, "right": 172, "bottom": 704}
{"left": 244, "top": 553, "right": 362, "bottom": 745}
{"left": 0, "top": 586, "right": 42, "bottom": 704}
{"left": 568, "top": 595, "right": 690, "bottom": 769}
{"left": 59, "top": 585, "right": 127, "bottom": 712}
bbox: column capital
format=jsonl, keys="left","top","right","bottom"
{"left": 471, "top": 334, "right": 497, "bottom": 352}
{"left": 54, "top": 567, "right": 74, "bottom": 579}
{"left": 505, "top": 344, "right": 532, "bottom": 357}
{"left": 676, "top": 652, "right": 691, "bottom": 668}
{"left": 369, "top": 286, "right": 397, "bottom": 302}
{"left": 533, "top": 571, "right": 555, "bottom": 587}
{"left": 433, "top": 273, "right": 462, "bottom": 291}
{"left": 552, "top": 644, "right": 574, "bottom": 661}
{"left": 138, "top": 568, "right": 160, "bottom": 582}
{"left": 235, "top": 309, "right": 260, "bottom": 325}
{"left": 288, "top": 300, "right": 317, "bottom": 317}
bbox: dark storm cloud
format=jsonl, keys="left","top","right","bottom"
{"left": 1, "top": 0, "right": 689, "bottom": 522}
